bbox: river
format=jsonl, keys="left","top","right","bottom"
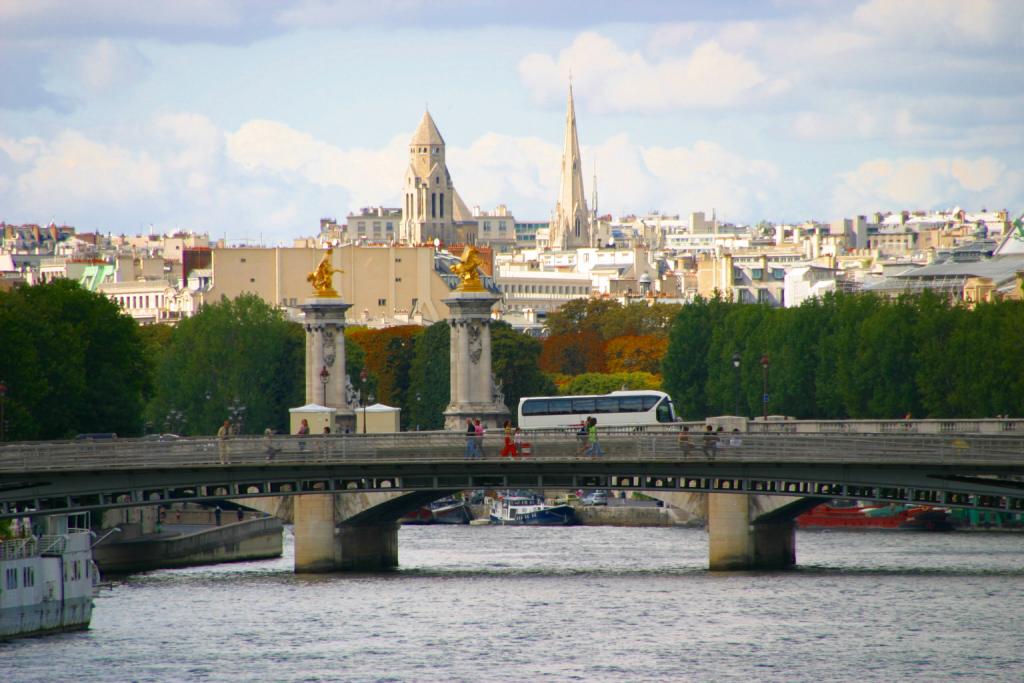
{"left": 4, "top": 526, "right": 1023, "bottom": 682}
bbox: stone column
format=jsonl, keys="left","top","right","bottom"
{"left": 707, "top": 493, "right": 796, "bottom": 570}
{"left": 293, "top": 295, "right": 358, "bottom": 574}
{"left": 442, "top": 290, "right": 510, "bottom": 430}
{"left": 298, "top": 297, "right": 354, "bottom": 430}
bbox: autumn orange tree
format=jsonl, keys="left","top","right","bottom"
{"left": 539, "top": 329, "right": 606, "bottom": 375}
{"left": 604, "top": 334, "right": 668, "bottom": 374}
{"left": 346, "top": 325, "right": 421, "bottom": 409}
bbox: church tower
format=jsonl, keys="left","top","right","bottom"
{"left": 550, "top": 83, "right": 591, "bottom": 250}
{"left": 401, "top": 110, "right": 456, "bottom": 244}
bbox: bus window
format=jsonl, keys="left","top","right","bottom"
{"left": 549, "top": 398, "right": 573, "bottom": 414}
{"left": 656, "top": 399, "right": 674, "bottom": 423}
{"left": 642, "top": 396, "right": 659, "bottom": 411}
{"left": 595, "top": 397, "right": 618, "bottom": 413}
{"left": 571, "top": 397, "right": 596, "bottom": 413}
{"left": 522, "top": 400, "right": 547, "bottom": 415}
{"left": 618, "top": 396, "right": 643, "bottom": 412}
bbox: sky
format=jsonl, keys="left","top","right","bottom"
{"left": 1, "top": 0, "right": 1022, "bottom": 244}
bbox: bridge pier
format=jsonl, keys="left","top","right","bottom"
{"left": 707, "top": 493, "right": 796, "bottom": 570}
{"left": 293, "top": 493, "right": 399, "bottom": 573}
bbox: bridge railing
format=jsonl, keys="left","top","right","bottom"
{"left": 0, "top": 429, "right": 1022, "bottom": 471}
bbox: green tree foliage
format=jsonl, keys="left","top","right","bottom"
{"left": 407, "top": 321, "right": 555, "bottom": 428}
{"left": 146, "top": 294, "right": 303, "bottom": 436}
{"left": 561, "top": 372, "right": 661, "bottom": 395}
{"left": 0, "top": 280, "right": 149, "bottom": 439}
{"left": 545, "top": 298, "right": 681, "bottom": 340}
{"left": 347, "top": 325, "right": 421, "bottom": 428}
{"left": 406, "top": 322, "right": 450, "bottom": 430}
{"left": 492, "top": 321, "right": 556, "bottom": 412}
{"left": 662, "top": 292, "right": 1024, "bottom": 420}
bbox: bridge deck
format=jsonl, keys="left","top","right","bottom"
{"left": 1, "top": 430, "right": 1021, "bottom": 518}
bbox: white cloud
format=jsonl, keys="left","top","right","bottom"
{"left": 852, "top": 0, "right": 1022, "bottom": 48}
{"left": 225, "top": 119, "right": 407, "bottom": 209}
{"left": 68, "top": 39, "right": 150, "bottom": 98}
{"left": 15, "top": 131, "right": 163, "bottom": 210}
{"left": 833, "top": 155, "right": 1022, "bottom": 215}
{"left": 519, "top": 31, "right": 785, "bottom": 112}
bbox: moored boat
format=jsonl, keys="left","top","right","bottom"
{"left": 798, "top": 501, "right": 956, "bottom": 530}
{"left": 489, "top": 494, "right": 577, "bottom": 526}
{"left": 1, "top": 514, "right": 97, "bottom": 640}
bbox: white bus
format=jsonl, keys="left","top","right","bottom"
{"left": 517, "top": 390, "right": 678, "bottom": 429}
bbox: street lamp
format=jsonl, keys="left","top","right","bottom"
{"left": 731, "top": 354, "right": 741, "bottom": 416}
{"left": 760, "top": 354, "right": 770, "bottom": 421}
{"left": 165, "top": 408, "right": 184, "bottom": 435}
{"left": 415, "top": 392, "right": 422, "bottom": 431}
{"left": 359, "top": 368, "right": 368, "bottom": 434}
{"left": 319, "top": 365, "right": 330, "bottom": 406}
{"left": 228, "top": 397, "right": 246, "bottom": 435}
{"left": 0, "top": 380, "right": 7, "bottom": 442}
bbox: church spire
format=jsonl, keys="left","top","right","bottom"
{"left": 550, "top": 81, "right": 590, "bottom": 250}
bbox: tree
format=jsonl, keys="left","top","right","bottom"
{"left": 539, "top": 329, "right": 606, "bottom": 375}
{"left": 562, "top": 372, "right": 661, "bottom": 395}
{"left": 0, "top": 280, "right": 150, "bottom": 440}
{"left": 347, "top": 325, "right": 420, "bottom": 413}
{"left": 491, "top": 322, "right": 556, "bottom": 414}
{"left": 605, "top": 335, "right": 668, "bottom": 374}
{"left": 407, "top": 322, "right": 450, "bottom": 430}
{"left": 147, "top": 294, "right": 303, "bottom": 436}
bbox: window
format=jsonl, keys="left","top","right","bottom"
{"left": 22, "top": 566, "right": 34, "bottom": 587}
{"left": 440, "top": 193, "right": 444, "bottom": 218}
{"left": 571, "top": 397, "right": 596, "bottom": 413}
{"left": 249, "top": 278, "right": 255, "bottom": 283}
{"left": 772, "top": 268, "right": 785, "bottom": 280}
{"left": 522, "top": 400, "right": 548, "bottom": 415}
{"left": 378, "top": 298, "right": 386, "bottom": 306}
{"left": 240, "top": 258, "right": 246, "bottom": 263}
{"left": 431, "top": 193, "right": 436, "bottom": 218}
{"left": 751, "top": 268, "right": 764, "bottom": 280}
{"left": 6, "top": 567, "right": 17, "bottom": 589}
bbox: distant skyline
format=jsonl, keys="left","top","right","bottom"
{"left": 1, "top": 0, "right": 1021, "bottom": 244}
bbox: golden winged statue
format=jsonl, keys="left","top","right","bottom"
{"left": 450, "top": 245, "right": 485, "bottom": 292}
{"left": 307, "top": 248, "right": 343, "bottom": 297}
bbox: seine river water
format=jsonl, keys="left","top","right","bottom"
{"left": 5, "top": 525, "right": 1023, "bottom": 682}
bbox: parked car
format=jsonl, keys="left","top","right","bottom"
{"left": 581, "top": 490, "right": 608, "bottom": 506}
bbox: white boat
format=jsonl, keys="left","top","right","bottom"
{"left": 0, "top": 514, "right": 96, "bottom": 639}
{"left": 489, "top": 494, "right": 577, "bottom": 526}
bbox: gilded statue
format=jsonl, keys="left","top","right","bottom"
{"left": 450, "top": 245, "right": 485, "bottom": 292}
{"left": 307, "top": 248, "right": 343, "bottom": 297}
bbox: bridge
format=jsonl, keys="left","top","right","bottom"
{"left": 2, "top": 424, "right": 1022, "bottom": 571}
{"left": 2, "top": 428, "right": 1022, "bottom": 517}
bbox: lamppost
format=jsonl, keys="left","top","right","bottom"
{"left": 359, "top": 368, "right": 368, "bottom": 434}
{"left": 165, "top": 408, "right": 184, "bottom": 435}
{"left": 415, "top": 392, "right": 422, "bottom": 431}
{"left": 228, "top": 397, "right": 246, "bottom": 435}
{"left": 319, "top": 365, "right": 330, "bottom": 406}
{"left": 760, "top": 354, "right": 770, "bottom": 421}
{"left": 0, "top": 380, "right": 7, "bottom": 442}
{"left": 731, "top": 353, "right": 741, "bottom": 416}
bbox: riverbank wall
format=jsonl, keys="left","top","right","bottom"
{"left": 94, "top": 516, "right": 283, "bottom": 574}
